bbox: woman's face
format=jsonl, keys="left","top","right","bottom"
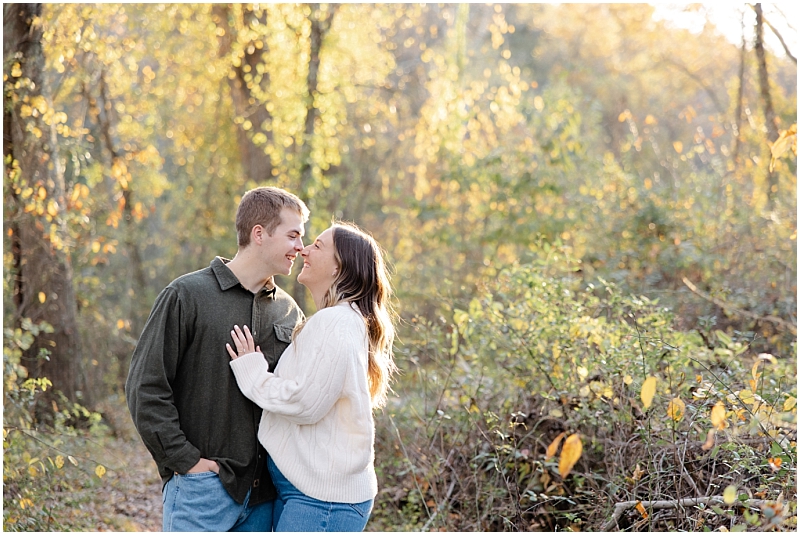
{"left": 297, "top": 227, "right": 339, "bottom": 292}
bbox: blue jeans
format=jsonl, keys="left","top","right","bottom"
{"left": 268, "top": 458, "right": 373, "bottom": 532}
{"left": 162, "top": 471, "right": 276, "bottom": 532}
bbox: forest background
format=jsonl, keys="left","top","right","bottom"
{"left": 3, "top": 2, "right": 797, "bottom": 532}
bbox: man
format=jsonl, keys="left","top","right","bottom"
{"left": 126, "top": 187, "right": 309, "bottom": 531}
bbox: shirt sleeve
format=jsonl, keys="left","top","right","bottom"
{"left": 229, "top": 313, "right": 357, "bottom": 426}
{"left": 125, "top": 287, "right": 201, "bottom": 474}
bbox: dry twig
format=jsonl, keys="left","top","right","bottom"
{"left": 681, "top": 277, "right": 796, "bottom": 335}
{"left": 601, "top": 496, "right": 773, "bottom": 531}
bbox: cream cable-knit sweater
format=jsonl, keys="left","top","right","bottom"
{"left": 229, "top": 301, "right": 377, "bottom": 504}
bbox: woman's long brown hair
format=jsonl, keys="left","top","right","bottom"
{"left": 297, "top": 222, "right": 397, "bottom": 408}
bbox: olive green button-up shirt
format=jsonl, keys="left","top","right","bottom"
{"left": 126, "top": 257, "right": 304, "bottom": 505}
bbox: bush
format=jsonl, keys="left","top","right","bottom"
{"left": 3, "top": 320, "right": 111, "bottom": 532}
{"left": 372, "top": 254, "right": 797, "bottom": 531}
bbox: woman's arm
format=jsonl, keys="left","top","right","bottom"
{"left": 227, "top": 316, "right": 360, "bottom": 425}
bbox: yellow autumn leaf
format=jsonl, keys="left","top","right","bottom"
{"left": 95, "top": 465, "right": 106, "bottom": 478}
{"left": 751, "top": 361, "right": 761, "bottom": 381}
{"left": 710, "top": 401, "right": 727, "bottom": 430}
{"left": 635, "top": 501, "right": 648, "bottom": 519}
{"left": 673, "top": 141, "right": 683, "bottom": 153}
{"left": 667, "top": 397, "right": 685, "bottom": 422}
{"left": 738, "top": 389, "right": 755, "bottom": 405}
{"left": 545, "top": 431, "right": 566, "bottom": 460}
{"left": 701, "top": 428, "right": 716, "bottom": 451}
{"left": 640, "top": 376, "right": 657, "bottom": 409}
{"left": 30, "top": 95, "right": 48, "bottom": 114}
{"left": 623, "top": 374, "right": 633, "bottom": 385}
{"left": 783, "top": 396, "right": 796, "bottom": 411}
{"left": 757, "top": 353, "right": 777, "bottom": 364}
{"left": 38, "top": 292, "right": 46, "bottom": 304}
{"left": 55, "top": 455, "right": 64, "bottom": 469}
{"left": 117, "top": 319, "right": 125, "bottom": 330}
{"left": 558, "top": 433, "right": 582, "bottom": 478}
{"left": 723, "top": 485, "right": 737, "bottom": 504}
{"left": 769, "top": 124, "right": 797, "bottom": 171}
{"left": 28, "top": 465, "right": 39, "bottom": 477}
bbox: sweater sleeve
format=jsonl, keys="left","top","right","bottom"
{"left": 125, "top": 287, "right": 201, "bottom": 474}
{"left": 229, "top": 312, "right": 357, "bottom": 425}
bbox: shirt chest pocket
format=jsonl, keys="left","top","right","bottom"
{"left": 265, "top": 324, "right": 294, "bottom": 370}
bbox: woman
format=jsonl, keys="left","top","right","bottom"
{"left": 226, "top": 222, "right": 396, "bottom": 532}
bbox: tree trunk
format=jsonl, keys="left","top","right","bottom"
{"left": 4, "top": 3, "right": 85, "bottom": 408}
{"left": 213, "top": 5, "right": 274, "bottom": 183}
{"left": 754, "top": 3, "right": 780, "bottom": 206}
{"left": 292, "top": 4, "right": 337, "bottom": 308}
{"left": 730, "top": 12, "right": 747, "bottom": 166}
{"left": 95, "top": 69, "right": 148, "bottom": 385}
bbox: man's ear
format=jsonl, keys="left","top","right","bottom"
{"left": 251, "top": 224, "right": 264, "bottom": 245}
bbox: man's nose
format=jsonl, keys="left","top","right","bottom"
{"left": 294, "top": 238, "right": 304, "bottom": 251}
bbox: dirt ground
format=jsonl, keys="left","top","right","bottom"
{"left": 91, "top": 401, "right": 163, "bottom": 531}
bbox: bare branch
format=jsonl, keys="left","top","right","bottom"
{"left": 682, "top": 277, "right": 796, "bottom": 335}
{"left": 749, "top": 4, "right": 797, "bottom": 64}
{"left": 602, "top": 496, "right": 775, "bottom": 531}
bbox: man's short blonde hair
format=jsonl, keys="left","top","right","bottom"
{"left": 236, "top": 187, "right": 309, "bottom": 248}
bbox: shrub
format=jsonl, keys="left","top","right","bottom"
{"left": 3, "top": 320, "right": 111, "bottom": 532}
{"left": 372, "top": 254, "right": 797, "bottom": 531}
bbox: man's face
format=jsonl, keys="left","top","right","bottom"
{"left": 259, "top": 208, "right": 305, "bottom": 277}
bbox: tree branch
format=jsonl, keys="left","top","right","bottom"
{"left": 681, "top": 277, "right": 796, "bottom": 335}
{"left": 602, "top": 496, "right": 773, "bottom": 531}
{"left": 749, "top": 4, "right": 797, "bottom": 64}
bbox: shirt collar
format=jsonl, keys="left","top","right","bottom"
{"left": 210, "top": 257, "right": 277, "bottom": 298}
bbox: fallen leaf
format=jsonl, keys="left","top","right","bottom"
{"left": 768, "top": 457, "right": 782, "bottom": 472}
{"left": 723, "top": 485, "right": 737, "bottom": 504}
{"left": 635, "top": 501, "right": 648, "bottom": 519}
{"left": 738, "top": 390, "right": 755, "bottom": 405}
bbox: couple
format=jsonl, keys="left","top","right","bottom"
{"left": 126, "top": 187, "right": 396, "bottom": 532}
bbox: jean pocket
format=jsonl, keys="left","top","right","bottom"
{"left": 347, "top": 500, "right": 373, "bottom": 518}
{"left": 180, "top": 470, "right": 218, "bottom": 479}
